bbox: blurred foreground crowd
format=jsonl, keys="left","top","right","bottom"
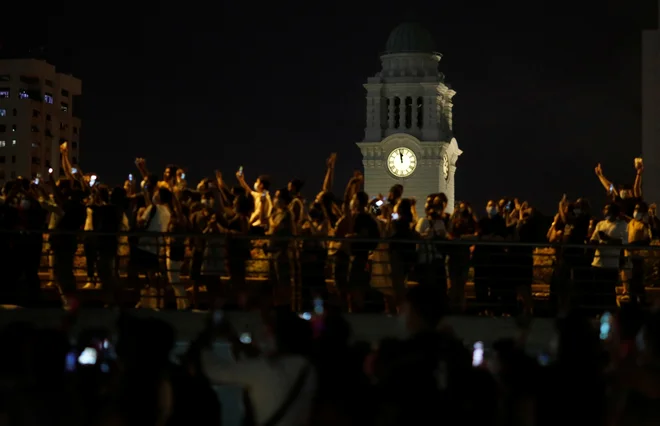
{"left": 1, "top": 285, "right": 660, "bottom": 426}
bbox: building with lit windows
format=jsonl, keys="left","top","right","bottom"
{"left": 356, "top": 22, "right": 462, "bottom": 211}
{"left": 0, "top": 58, "right": 81, "bottom": 183}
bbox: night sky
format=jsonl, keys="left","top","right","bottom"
{"left": 1, "top": 2, "right": 656, "bottom": 213}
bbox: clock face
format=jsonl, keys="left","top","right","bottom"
{"left": 387, "top": 147, "right": 417, "bottom": 178}
{"left": 443, "top": 154, "right": 449, "bottom": 180}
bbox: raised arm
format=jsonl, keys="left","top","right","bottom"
{"left": 557, "top": 195, "right": 568, "bottom": 225}
{"left": 342, "top": 172, "right": 362, "bottom": 216}
{"left": 322, "top": 153, "right": 337, "bottom": 193}
{"left": 214, "top": 171, "right": 231, "bottom": 208}
{"left": 235, "top": 171, "right": 253, "bottom": 195}
{"left": 135, "top": 158, "right": 150, "bottom": 180}
{"left": 634, "top": 159, "right": 643, "bottom": 198}
{"left": 595, "top": 163, "right": 618, "bottom": 197}
{"left": 60, "top": 143, "right": 88, "bottom": 190}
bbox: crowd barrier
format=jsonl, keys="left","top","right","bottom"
{"left": 0, "top": 229, "right": 658, "bottom": 313}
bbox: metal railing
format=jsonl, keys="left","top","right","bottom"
{"left": 1, "top": 229, "right": 658, "bottom": 313}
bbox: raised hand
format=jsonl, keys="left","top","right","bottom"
{"left": 594, "top": 163, "right": 603, "bottom": 176}
{"left": 327, "top": 153, "right": 337, "bottom": 168}
{"left": 60, "top": 142, "right": 68, "bottom": 153}
{"left": 559, "top": 194, "right": 568, "bottom": 210}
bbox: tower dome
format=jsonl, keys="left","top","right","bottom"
{"left": 384, "top": 22, "right": 436, "bottom": 54}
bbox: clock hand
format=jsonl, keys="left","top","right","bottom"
{"left": 399, "top": 150, "right": 403, "bottom": 163}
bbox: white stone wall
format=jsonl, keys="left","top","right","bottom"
{"left": 358, "top": 46, "right": 462, "bottom": 213}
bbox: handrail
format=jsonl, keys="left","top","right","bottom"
{"left": 0, "top": 228, "right": 655, "bottom": 251}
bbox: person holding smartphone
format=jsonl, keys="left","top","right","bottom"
{"left": 235, "top": 169, "right": 272, "bottom": 235}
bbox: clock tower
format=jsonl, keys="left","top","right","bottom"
{"left": 356, "top": 22, "right": 462, "bottom": 211}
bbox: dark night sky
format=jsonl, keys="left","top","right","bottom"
{"left": 1, "top": 2, "right": 657, "bottom": 213}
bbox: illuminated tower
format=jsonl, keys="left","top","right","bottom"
{"left": 356, "top": 22, "right": 462, "bottom": 210}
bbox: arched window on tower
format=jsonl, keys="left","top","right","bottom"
{"left": 417, "top": 97, "right": 424, "bottom": 128}
{"left": 394, "top": 97, "right": 401, "bottom": 129}
{"left": 405, "top": 97, "right": 413, "bottom": 129}
{"left": 383, "top": 98, "right": 391, "bottom": 129}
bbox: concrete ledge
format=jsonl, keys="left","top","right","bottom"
{"left": 0, "top": 308, "right": 556, "bottom": 350}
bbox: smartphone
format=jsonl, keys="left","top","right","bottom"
{"left": 375, "top": 200, "right": 384, "bottom": 207}
{"left": 65, "top": 350, "right": 77, "bottom": 372}
{"left": 238, "top": 166, "right": 243, "bottom": 176}
{"left": 600, "top": 312, "right": 613, "bottom": 340}
{"left": 636, "top": 328, "right": 646, "bottom": 351}
{"left": 609, "top": 183, "right": 614, "bottom": 193}
{"left": 71, "top": 167, "right": 78, "bottom": 174}
{"left": 506, "top": 201, "right": 512, "bottom": 211}
{"left": 181, "top": 173, "right": 186, "bottom": 180}
{"left": 239, "top": 332, "right": 252, "bottom": 345}
{"left": 472, "top": 341, "right": 484, "bottom": 367}
{"left": 48, "top": 167, "right": 53, "bottom": 174}
{"left": 78, "top": 347, "right": 98, "bottom": 365}
{"left": 90, "top": 175, "right": 97, "bottom": 186}
{"left": 33, "top": 178, "right": 39, "bottom": 185}
{"left": 299, "top": 312, "right": 312, "bottom": 321}
{"left": 391, "top": 212, "right": 399, "bottom": 220}
{"left": 313, "top": 297, "right": 324, "bottom": 316}
{"left": 102, "top": 338, "right": 117, "bottom": 360}
{"left": 212, "top": 310, "right": 224, "bottom": 325}
{"left": 128, "top": 173, "right": 133, "bottom": 182}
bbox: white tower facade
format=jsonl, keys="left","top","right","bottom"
{"left": 642, "top": 5, "right": 660, "bottom": 204}
{"left": 357, "top": 22, "right": 462, "bottom": 211}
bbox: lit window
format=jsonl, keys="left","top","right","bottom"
{"left": 0, "top": 89, "right": 9, "bottom": 99}
{"left": 0, "top": 141, "right": 5, "bottom": 147}
{"left": 12, "top": 140, "right": 16, "bottom": 145}
{"left": 0, "top": 109, "right": 5, "bottom": 117}
{"left": 19, "top": 90, "right": 29, "bottom": 100}
{"left": 31, "top": 142, "right": 39, "bottom": 148}
{"left": 44, "top": 93, "right": 53, "bottom": 104}
{"left": 60, "top": 102, "right": 69, "bottom": 112}
{"left": 12, "top": 125, "right": 16, "bottom": 132}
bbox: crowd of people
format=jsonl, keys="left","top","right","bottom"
{"left": 1, "top": 286, "right": 659, "bottom": 425}
{"left": 0, "top": 146, "right": 658, "bottom": 315}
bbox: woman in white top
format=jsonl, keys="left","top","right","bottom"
{"left": 203, "top": 310, "right": 317, "bottom": 426}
